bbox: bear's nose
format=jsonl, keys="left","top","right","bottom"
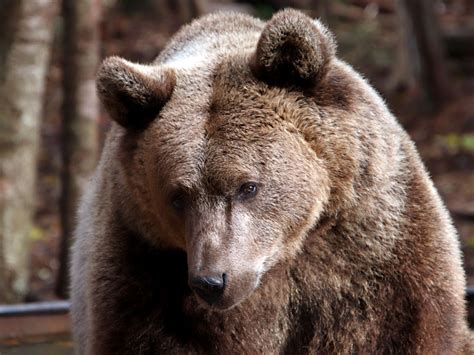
{"left": 189, "top": 273, "right": 226, "bottom": 305}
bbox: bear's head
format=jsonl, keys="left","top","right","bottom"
{"left": 97, "top": 10, "right": 342, "bottom": 310}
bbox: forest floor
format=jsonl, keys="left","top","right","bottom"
{"left": 27, "top": 2, "right": 474, "bottom": 301}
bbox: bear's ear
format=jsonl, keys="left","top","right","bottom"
{"left": 251, "top": 9, "right": 336, "bottom": 87}
{"left": 97, "top": 57, "right": 175, "bottom": 130}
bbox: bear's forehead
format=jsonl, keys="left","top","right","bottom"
{"left": 147, "top": 66, "right": 294, "bottom": 190}
{"left": 157, "top": 51, "right": 283, "bottom": 143}
{"left": 154, "top": 81, "right": 282, "bottom": 164}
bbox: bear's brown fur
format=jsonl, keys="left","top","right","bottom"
{"left": 70, "top": 9, "right": 473, "bottom": 354}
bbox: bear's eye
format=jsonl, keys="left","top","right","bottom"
{"left": 170, "top": 191, "right": 186, "bottom": 213}
{"left": 238, "top": 182, "right": 258, "bottom": 199}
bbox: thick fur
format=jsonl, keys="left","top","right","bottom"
{"left": 70, "top": 9, "right": 472, "bottom": 354}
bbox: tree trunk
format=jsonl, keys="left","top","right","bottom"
{"left": 172, "top": 0, "right": 201, "bottom": 23}
{"left": 0, "top": 0, "right": 58, "bottom": 303}
{"left": 386, "top": 0, "right": 417, "bottom": 93}
{"left": 56, "top": 0, "right": 101, "bottom": 298}
{"left": 396, "top": 0, "right": 452, "bottom": 109}
{"left": 316, "top": 0, "right": 331, "bottom": 23}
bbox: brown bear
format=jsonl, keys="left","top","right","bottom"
{"left": 70, "top": 9, "right": 473, "bottom": 354}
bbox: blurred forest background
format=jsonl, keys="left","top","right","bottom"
{"left": 0, "top": 0, "right": 473, "bottom": 306}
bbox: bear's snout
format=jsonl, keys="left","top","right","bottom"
{"left": 188, "top": 269, "right": 260, "bottom": 310}
{"left": 189, "top": 273, "right": 226, "bottom": 306}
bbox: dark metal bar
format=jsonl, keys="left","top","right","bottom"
{"left": 467, "top": 286, "right": 474, "bottom": 301}
{"left": 0, "top": 301, "right": 70, "bottom": 317}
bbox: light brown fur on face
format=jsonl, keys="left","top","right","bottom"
{"left": 70, "top": 9, "right": 473, "bottom": 354}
